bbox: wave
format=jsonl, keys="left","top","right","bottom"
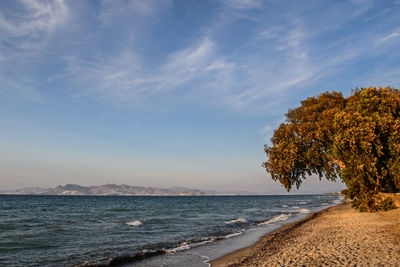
{"left": 257, "top": 214, "right": 290, "bottom": 226}
{"left": 298, "top": 201, "right": 308, "bottom": 204}
{"left": 165, "top": 229, "right": 244, "bottom": 253}
{"left": 164, "top": 238, "right": 214, "bottom": 254}
{"left": 297, "top": 208, "right": 311, "bottom": 213}
{"left": 78, "top": 230, "right": 245, "bottom": 266}
{"left": 78, "top": 249, "right": 165, "bottom": 266}
{"left": 224, "top": 218, "right": 247, "bottom": 224}
{"left": 165, "top": 242, "right": 192, "bottom": 253}
{"left": 126, "top": 220, "right": 142, "bottom": 227}
{"left": 222, "top": 230, "right": 245, "bottom": 239}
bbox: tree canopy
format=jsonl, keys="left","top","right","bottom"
{"left": 263, "top": 87, "right": 400, "bottom": 211}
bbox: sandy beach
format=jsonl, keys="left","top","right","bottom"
{"left": 211, "top": 200, "right": 400, "bottom": 266}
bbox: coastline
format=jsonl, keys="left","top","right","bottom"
{"left": 210, "top": 200, "right": 400, "bottom": 266}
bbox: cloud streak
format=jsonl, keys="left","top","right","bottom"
{"left": 0, "top": 0, "right": 70, "bottom": 100}
{"left": 0, "top": 0, "right": 68, "bottom": 54}
{"left": 379, "top": 32, "right": 400, "bottom": 42}
{"left": 1, "top": 0, "right": 400, "bottom": 115}
{"left": 59, "top": 37, "right": 236, "bottom": 110}
{"left": 0, "top": 0, "right": 68, "bottom": 34}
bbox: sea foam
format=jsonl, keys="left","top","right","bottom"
{"left": 224, "top": 218, "right": 247, "bottom": 224}
{"left": 223, "top": 230, "right": 244, "bottom": 239}
{"left": 126, "top": 220, "right": 142, "bottom": 227}
{"left": 258, "top": 214, "right": 290, "bottom": 226}
{"left": 297, "top": 208, "right": 311, "bottom": 213}
{"left": 165, "top": 242, "right": 191, "bottom": 253}
{"left": 165, "top": 230, "right": 245, "bottom": 254}
{"left": 164, "top": 238, "right": 214, "bottom": 254}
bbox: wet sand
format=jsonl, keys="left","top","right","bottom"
{"left": 211, "top": 200, "right": 400, "bottom": 266}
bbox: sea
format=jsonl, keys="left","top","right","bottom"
{"left": 0, "top": 194, "right": 343, "bottom": 266}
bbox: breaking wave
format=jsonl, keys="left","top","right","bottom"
{"left": 79, "top": 230, "right": 245, "bottom": 266}
{"left": 224, "top": 218, "right": 247, "bottom": 224}
{"left": 163, "top": 229, "right": 245, "bottom": 254}
{"left": 297, "top": 208, "right": 311, "bottom": 213}
{"left": 126, "top": 220, "right": 142, "bottom": 227}
{"left": 257, "top": 214, "right": 291, "bottom": 226}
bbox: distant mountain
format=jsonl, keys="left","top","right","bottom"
{"left": 0, "top": 184, "right": 234, "bottom": 196}
{"left": 0, "top": 187, "right": 48, "bottom": 195}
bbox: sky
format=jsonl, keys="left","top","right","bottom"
{"left": 1, "top": 0, "right": 399, "bottom": 193}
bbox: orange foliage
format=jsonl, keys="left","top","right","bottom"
{"left": 264, "top": 87, "right": 400, "bottom": 211}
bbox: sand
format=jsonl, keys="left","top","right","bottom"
{"left": 211, "top": 200, "right": 400, "bottom": 267}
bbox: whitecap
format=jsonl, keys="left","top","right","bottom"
{"left": 165, "top": 230, "right": 245, "bottom": 254}
{"left": 298, "top": 201, "right": 308, "bottom": 204}
{"left": 224, "top": 218, "right": 247, "bottom": 224}
{"left": 223, "top": 230, "right": 244, "bottom": 239}
{"left": 165, "top": 242, "right": 191, "bottom": 253}
{"left": 297, "top": 208, "right": 311, "bottom": 213}
{"left": 126, "top": 220, "right": 142, "bottom": 227}
{"left": 165, "top": 238, "right": 215, "bottom": 254}
{"left": 258, "top": 214, "right": 290, "bottom": 226}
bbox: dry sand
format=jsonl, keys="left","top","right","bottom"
{"left": 211, "top": 200, "right": 400, "bottom": 267}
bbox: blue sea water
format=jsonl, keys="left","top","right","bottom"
{"left": 0, "top": 194, "right": 342, "bottom": 266}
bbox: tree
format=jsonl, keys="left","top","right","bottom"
{"left": 263, "top": 87, "right": 400, "bottom": 211}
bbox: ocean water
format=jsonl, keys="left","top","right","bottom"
{"left": 0, "top": 194, "right": 342, "bottom": 266}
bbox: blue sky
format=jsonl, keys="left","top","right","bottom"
{"left": 1, "top": 0, "right": 399, "bottom": 193}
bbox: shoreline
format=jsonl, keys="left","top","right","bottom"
{"left": 210, "top": 200, "right": 400, "bottom": 266}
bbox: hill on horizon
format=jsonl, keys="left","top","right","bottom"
{"left": 0, "top": 183, "right": 254, "bottom": 196}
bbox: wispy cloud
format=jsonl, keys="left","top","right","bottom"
{"left": 49, "top": 0, "right": 400, "bottom": 114}
{"left": 0, "top": 0, "right": 69, "bottom": 99}
{"left": 0, "top": 0, "right": 68, "bottom": 54}
{"left": 0, "top": 0, "right": 68, "bottom": 34}
{"left": 1, "top": 0, "right": 400, "bottom": 116}
{"left": 58, "top": 38, "right": 236, "bottom": 109}
{"left": 379, "top": 32, "right": 400, "bottom": 42}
